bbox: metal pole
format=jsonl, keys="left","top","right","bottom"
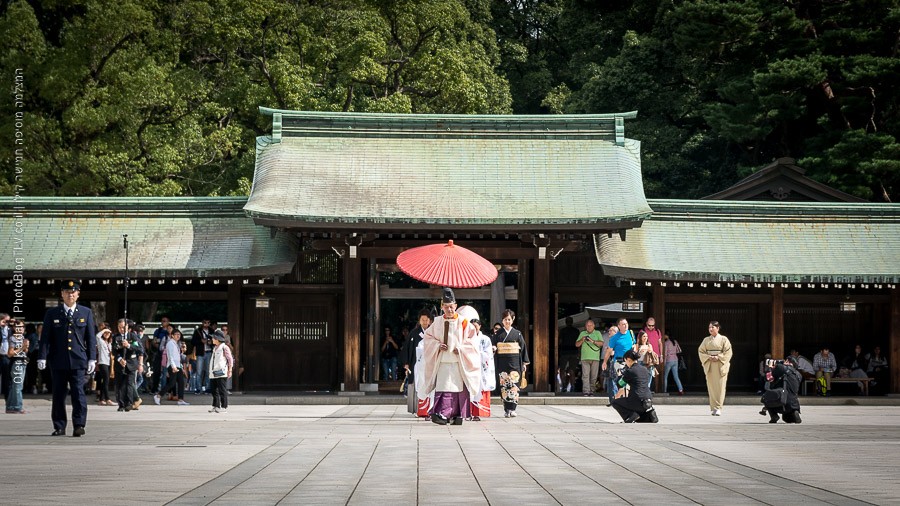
{"left": 123, "top": 234, "right": 129, "bottom": 321}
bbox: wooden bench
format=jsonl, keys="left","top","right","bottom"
{"left": 802, "top": 377, "right": 874, "bottom": 396}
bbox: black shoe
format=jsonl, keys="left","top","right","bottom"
{"left": 124, "top": 406, "right": 132, "bottom": 412}
{"left": 759, "top": 409, "right": 768, "bottom": 416}
{"left": 769, "top": 416, "right": 779, "bottom": 423}
{"left": 73, "top": 426, "right": 85, "bottom": 437}
{"left": 624, "top": 412, "right": 640, "bottom": 423}
{"left": 51, "top": 429, "right": 65, "bottom": 436}
{"left": 431, "top": 414, "right": 448, "bottom": 425}
{"left": 451, "top": 417, "right": 463, "bottom": 425}
{"left": 117, "top": 407, "right": 125, "bottom": 412}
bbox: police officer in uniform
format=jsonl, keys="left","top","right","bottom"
{"left": 37, "top": 280, "right": 97, "bottom": 437}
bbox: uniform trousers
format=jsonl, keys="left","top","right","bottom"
{"left": 116, "top": 369, "right": 138, "bottom": 408}
{"left": 51, "top": 367, "right": 87, "bottom": 430}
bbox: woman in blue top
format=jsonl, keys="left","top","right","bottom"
{"left": 601, "top": 319, "right": 635, "bottom": 404}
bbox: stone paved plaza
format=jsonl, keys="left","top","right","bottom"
{"left": 2, "top": 399, "right": 899, "bottom": 505}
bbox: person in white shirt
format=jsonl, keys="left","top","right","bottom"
{"left": 154, "top": 330, "right": 189, "bottom": 405}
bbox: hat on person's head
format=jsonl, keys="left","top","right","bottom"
{"left": 442, "top": 287, "right": 456, "bottom": 304}
{"left": 764, "top": 353, "right": 772, "bottom": 359}
{"left": 60, "top": 280, "right": 81, "bottom": 291}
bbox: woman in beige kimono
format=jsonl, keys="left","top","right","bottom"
{"left": 698, "top": 321, "right": 733, "bottom": 416}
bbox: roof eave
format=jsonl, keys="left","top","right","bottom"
{"left": 600, "top": 265, "right": 900, "bottom": 284}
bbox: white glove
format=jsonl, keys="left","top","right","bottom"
{"left": 37, "top": 359, "right": 46, "bottom": 370}
{"left": 87, "top": 360, "right": 96, "bottom": 375}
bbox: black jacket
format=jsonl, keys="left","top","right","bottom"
{"left": 39, "top": 304, "right": 97, "bottom": 370}
{"left": 400, "top": 325, "right": 425, "bottom": 374}
{"left": 763, "top": 363, "right": 801, "bottom": 412}
{"left": 621, "top": 362, "right": 652, "bottom": 401}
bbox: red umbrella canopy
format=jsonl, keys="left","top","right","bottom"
{"left": 397, "top": 240, "right": 498, "bottom": 289}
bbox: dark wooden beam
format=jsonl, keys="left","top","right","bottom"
{"left": 891, "top": 288, "right": 900, "bottom": 394}
{"left": 313, "top": 245, "right": 540, "bottom": 260}
{"left": 343, "top": 257, "right": 361, "bottom": 391}
{"left": 227, "top": 283, "right": 242, "bottom": 390}
{"left": 771, "top": 285, "right": 784, "bottom": 359}
{"left": 664, "top": 294, "right": 772, "bottom": 304}
{"left": 518, "top": 259, "right": 531, "bottom": 388}
{"left": 783, "top": 294, "right": 890, "bottom": 304}
{"left": 378, "top": 286, "right": 518, "bottom": 300}
{"left": 105, "top": 284, "right": 120, "bottom": 324}
{"left": 533, "top": 257, "right": 550, "bottom": 392}
{"left": 77, "top": 289, "right": 228, "bottom": 301}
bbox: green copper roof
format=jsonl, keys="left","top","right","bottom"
{"left": 247, "top": 110, "right": 652, "bottom": 230}
{"left": 0, "top": 197, "right": 297, "bottom": 278}
{"left": 595, "top": 199, "right": 900, "bottom": 283}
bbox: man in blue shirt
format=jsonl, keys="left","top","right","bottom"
{"left": 601, "top": 318, "right": 635, "bottom": 404}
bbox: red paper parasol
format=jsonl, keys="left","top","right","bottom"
{"left": 397, "top": 240, "right": 498, "bottom": 288}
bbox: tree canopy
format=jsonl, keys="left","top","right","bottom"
{"left": 0, "top": 0, "right": 511, "bottom": 196}
{"left": 1, "top": 0, "right": 897, "bottom": 201}
{"left": 494, "top": 0, "right": 900, "bottom": 201}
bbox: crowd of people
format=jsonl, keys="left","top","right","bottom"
{"left": 0, "top": 280, "right": 237, "bottom": 435}
{"left": 100, "top": 317, "right": 236, "bottom": 413}
{"left": 399, "top": 288, "right": 526, "bottom": 425}
{"left": 558, "top": 316, "right": 684, "bottom": 402}
{"left": 769, "top": 345, "right": 890, "bottom": 396}
{"left": 0, "top": 282, "right": 893, "bottom": 431}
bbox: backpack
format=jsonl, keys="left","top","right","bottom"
{"left": 815, "top": 376, "right": 827, "bottom": 396}
{"left": 761, "top": 387, "right": 787, "bottom": 408}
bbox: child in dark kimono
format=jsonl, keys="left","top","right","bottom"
{"left": 499, "top": 371, "right": 520, "bottom": 418}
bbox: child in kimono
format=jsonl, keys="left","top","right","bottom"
{"left": 499, "top": 371, "right": 520, "bottom": 418}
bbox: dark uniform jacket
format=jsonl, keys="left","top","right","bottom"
{"left": 114, "top": 332, "right": 145, "bottom": 373}
{"left": 39, "top": 304, "right": 97, "bottom": 370}
{"left": 618, "top": 362, "right": 652, "bottom": 410}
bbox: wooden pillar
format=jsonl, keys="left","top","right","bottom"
{"left": 490, "top": 275, "right": 505, "bottom": 325}
{"left": 652, "top": 285, "right": 665, "bottom": 393}
{"left": 770, "top": 285, "right": 784, "bottom": 359}
{"left": 553, "top": 292, "right": 559, "bottom": 391}
{"left": 370, "top": 258, "right": 379, "bottom": 383}
{"left": 227, "top": 282, "right": 242, "bottom": 391}
{"left": 105, "top": 284, "right": 120, "bottom": 324}
{"left": 517, "top": 259, "right": 530, "bottom": 386}
{"left": 533, "top": 257, "right": 550, "bottom": 392}
{"left": 343, "top": 257, "right": 361, "bottom": 391}
{"left": 891, "top": 288, "right": 900, "bottom": 394}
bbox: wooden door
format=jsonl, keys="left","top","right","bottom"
{"left": 242, "top": 293, "right": 338, "bottom": 390}
{"left": 665, "top": 303, "right": 759, "bottom": 392}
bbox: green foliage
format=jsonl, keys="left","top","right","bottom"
{"left": 0, "top": 0, "right": 511, "bottom": 196}
{"left": 3, "top": 0, "right": 897, "bottom": 201}
{"left": 494, "top": 0, "right": 899, "bottom": 200}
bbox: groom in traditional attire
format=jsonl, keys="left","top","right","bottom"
{"left": 420, "top": 288, "right": 481, "bottom": 425}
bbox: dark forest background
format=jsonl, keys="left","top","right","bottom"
{"left": 2, "top": 0, "right": 897, "bottom": 200}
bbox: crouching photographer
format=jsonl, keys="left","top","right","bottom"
{"left": 759, "top": 357, "right": 802, "bottom": 423}
{"left": 612, "top": 349, "right": 658, "bottom": 423}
